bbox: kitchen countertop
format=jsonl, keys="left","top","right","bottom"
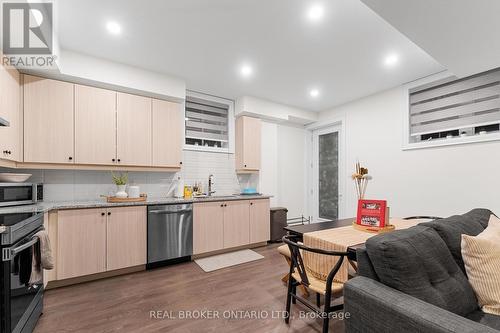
{"left": 0, "top": 194, "right": 272, "bottom": 214}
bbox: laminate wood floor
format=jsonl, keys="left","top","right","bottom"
{"left": 34, "top": 244, "right": 346, "bottom": 333}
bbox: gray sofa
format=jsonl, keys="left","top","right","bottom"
{"left": 344, "top": 209, "right": 500, "bottom": 333}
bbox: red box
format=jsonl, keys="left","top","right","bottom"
{"left": 356, "top": 200, "right": 387, "bottom": 227}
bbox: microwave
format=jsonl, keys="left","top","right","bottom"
{"left": 0, "top": 183, "right": 43, "bottom": 207}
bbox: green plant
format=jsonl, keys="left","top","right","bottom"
{"left": 111, "top": 172, "right": 128, "bottom": 185}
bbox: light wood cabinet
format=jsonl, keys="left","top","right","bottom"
{"left": 223, "top": 201, "right": 250, "bottom": 249}
{"left": 0, "top": 62, "right": 21, "bottom": 161}
{"left": 56, "top": 208, "right": 107, "bottom": 280}
{"left": 24, "top": 75, "right": 74, "bottom": 164}
{"left": 235, "top": 116, "right": 261, "bottom": 171}
{"left": 106, "top": 206, "right": 147, "bottom": 271}
{"left": 75, "top": 85, "right": 117, "bottom": 165}
{"left": 117, "top": 92, "right": 152, "bottom": 166}
{"left": 193, "top": 201, "right": 224, "bottom": 254}
{"left": 249, "top": 199, "right": 270, "bottom": 243}
{"left": 152, "top": 99, "right": 183, "bottom": 167}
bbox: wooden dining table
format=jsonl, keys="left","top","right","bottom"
{"left": 284, "top": 218, "right": 361, "bottom": 261}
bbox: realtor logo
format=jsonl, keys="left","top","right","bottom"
{"left": 2, "top": 2, "right": 53, "bottom": 54}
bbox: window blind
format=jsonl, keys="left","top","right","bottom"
{"left": 185, "top": 95, "right": 229, "bottom": 143}
{"left": 409, "top": 69, "right": 500, "bottom": 136}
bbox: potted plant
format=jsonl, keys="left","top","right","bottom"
{"left": 111, "top": 172, "right": 128, "bottom": 198}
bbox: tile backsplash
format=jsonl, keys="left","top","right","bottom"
{"left": 1, "top": 150, "right": 256, "bottom": 201}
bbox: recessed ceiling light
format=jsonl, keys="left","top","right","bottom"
{"left": 384, "top": 53, "right": 399, "bottom": 67}
{"left": 240, "top": 64, "right": 253, "bottom": 78}
{"left": 307, "top": 4, "right": 324, "bottom": 22}
{"left": 310, "top": 89, "right": 320, "bottom": 98}
{"left": 106, "top": 21, "right": 122, "bottom": 35}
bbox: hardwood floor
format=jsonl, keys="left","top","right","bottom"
{"left": 35, "top": 244, "right": 346, "bottom": 333}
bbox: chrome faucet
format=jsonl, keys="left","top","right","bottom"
{"left": 208, "top": 174, "right": 216, "bottom": 196}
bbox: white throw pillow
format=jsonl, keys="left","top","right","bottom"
{"left": 461, "top": 214, "right": 500, "bottom": 315}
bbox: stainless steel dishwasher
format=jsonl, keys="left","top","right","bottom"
{"left": 147, "top": 203, "right": 193, "bottom": 268}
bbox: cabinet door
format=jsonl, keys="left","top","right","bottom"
{"left": 249, "top": 199, "right": 270, "bottom": 243}
{"left": 152, "top": 99, "right": 183, "bottom": 167}
{"left": 236, "top": 116, "right": 261, "bottom": 170}
{"left": 75, "top": 85, "right": 116, "bottom": 165}
{"left": 24, "top": 75, "right": 74, "bottom": 164}
{"left": 117, "top": 92, "right": 152, "bottom": 166}
{"left": 193, "top": 202, "right": 224, "bottom": 254}
{"left": 57, "top": 209, "right": 107, "bottom": 280}
{"left": 223, "top": 200, "right": 250, "bottom": 249}
{"left": 0, "top": 63, "right": 20, "bottom": 161}
{"left": 106, "top": 206, "right": 147, "bottom": 271}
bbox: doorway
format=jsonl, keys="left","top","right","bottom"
{"left": 311, "top": 125, "right": 341, "bottom": 222}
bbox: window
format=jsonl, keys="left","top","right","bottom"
{"left": 405, "top": 68, "right": 500, "bottom": 149}
{"left": 184, "top": 91, "right": 234, "bottom": 153}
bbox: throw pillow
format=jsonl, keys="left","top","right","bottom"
{"left": 461, "top": 215, "right": 500, "bottom": 315}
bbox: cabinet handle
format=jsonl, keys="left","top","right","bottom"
{"left": 68, "top": 156, "right": 73, "bottom": 160}
{"left": 250, "top": 202, "right": 253, "bottom": 205}
{"left": 224, "top": 204, "right": 227, "bottom": 207}
{"left": 244, "top": 164, "right": 247, "bottom": 167}
{"left": 220, "top": 204, "right": 224, "bottom": 207}
{"left": 112, "top": 158, "right": 115, "bottom": 162}
{"left": 2, "top": 150, "right": 6, "bottom": 154}
{"left": 101, "top": 212, "right": 105, "bottom": 216}
{"left": 108, "top": 212, "right": 111, "bottom": 216}
{"left": 7, "top": 151, "right": 11, "bottom": 155}
{"left": 117, "top": 159, "right": 121, "bottom": 162}
{"left": 180, "top": 161, "right": 183, "bottom": 165}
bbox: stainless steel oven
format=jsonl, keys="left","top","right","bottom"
{"left": 1, "top": 212, "right": 44, "bottom": 333}
{"left": 0, "top": 184, "right": 43, "bottom": 208}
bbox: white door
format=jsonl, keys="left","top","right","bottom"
{"left": 311, "top": 126, "right": 342, "bottom": 222}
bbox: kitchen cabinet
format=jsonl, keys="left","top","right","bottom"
{"left": 249, "top": 199, "right": 270, "bottom": 243}
{"left": 0, "top": 62, "right": 21, "bottom": 161}
{"left": 152, "top": 99, "right": 183, "bottom": 167}
{"left": 106, "top": 206, "right": 147, "bottom": 271}
{"left": 235, "top": 116, "right": 261, "bottom": 171}
{"left": 24, "top": 75, "right": 74, "bottom": 164}
{"left": 55, "top": 206, "right": 147, "bottom": 280}
{"left": 193, "top": 198, "right": 270, "bottom": 255}
{"left": 193, "top": 201, "right": 224, "bottom": 254}
{"left": 56, "top": 208, "right": 107, "bottom": 280}
{"left": 223, "top": 200, "right": 250, "bottom": 248}
{"left": 117, "top": 92, "right": 152, "bottom": 166}
{"left": 75, "top": 85, "right": 117, "bottom": 165}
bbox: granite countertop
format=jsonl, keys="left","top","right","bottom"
{"left": 0, "top": 194, "right": 272, "bottom": 214}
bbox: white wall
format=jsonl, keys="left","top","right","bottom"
{"left": 259, "top": 121, "right": 308, "bottom": 219}
{"left": 319, "top": 86, "right": 500, "bottom": 218}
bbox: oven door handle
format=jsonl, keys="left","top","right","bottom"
{"left": 2, "top": 237, "right": 39, "bottom": 262}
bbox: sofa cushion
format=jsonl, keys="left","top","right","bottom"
{"left": 420, "top": 208, "right": 493, "bottom": 272}
{"left": 466, "top": 311, "right": 500, "bottom": 331}
{"left": 366, "top": 225, "right": 478, "bottom": 316}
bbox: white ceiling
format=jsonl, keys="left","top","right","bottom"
{"left": 362, "top": 0, "right": 500, "bottom": 78}
{"left": 56, "top": 0, "right": 444, "bottom": 111}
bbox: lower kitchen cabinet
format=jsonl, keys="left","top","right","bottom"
{"left": 193, "top": 198, "right": 270, "bottom": 255}
{"left": 249, "top": 199, "right": 270, "bottom": 243}
{"left": 106, "top": 206, "right": 147, "bottom": 271}
{"left": 193, "top": 201, "right": 224, "bottom": 254}
{"left": 57, "top": 209, "right": 107, "bottom": 280}
{"left": 223, "top": 201, "right": 250, "bottom": 249}
{"left": 56, "top": 206, "right": 146, "bottom": 281}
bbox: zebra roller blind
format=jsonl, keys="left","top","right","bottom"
{"left": 409, "top": 68, "right": 500, "bottom": 137}
{"left": 185, "top": 94, "right": 229, "bottom": 148}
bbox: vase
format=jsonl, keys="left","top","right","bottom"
{"left": 115, "top": 185, "right": 128, "bottom": 198}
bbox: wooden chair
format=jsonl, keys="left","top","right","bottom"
{"left": 277, "top": 244, "right": 309, "bottom": 297}
{"left": 282, "top": 234, "right": 348, "bottom": 333}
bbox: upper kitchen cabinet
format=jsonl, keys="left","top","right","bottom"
{"left": 24, "top": 75, "right": 74, "bottom": 164}
{"left": 235, "top": 116, "right": 261, "bottom": 172}
{"left": 75, "top": 85, "right": 117, "bottom": 165}
{"left": 152, "top": 99, "right": 183, "bottom": 168}
{"left": 0, "top": 62, "right": 21, "bottom": 162}
{"left": 116, "top": 92, "right": 152, "bottom": 166}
